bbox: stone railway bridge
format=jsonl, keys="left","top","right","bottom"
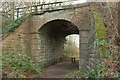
{"left": 2, "top": 2, "right": 101, "bottom": 72}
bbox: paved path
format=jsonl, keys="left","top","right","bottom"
{"left": 43, "top": 60, "right": 79, "bottom": 78}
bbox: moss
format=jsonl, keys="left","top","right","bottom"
{"left": 92, "top": 8, "right": 107, "bottom": 53}
{"left": 93, "top": 9, "right": 107, "bottom": 39}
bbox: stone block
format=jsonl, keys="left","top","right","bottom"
{"left": 31, "top": 45, "right": 38, "bottom": 50}
{"left": 80, "top": 43, "right": 88, "bottom": 49}
{"left": 79, "top": 31, "right": 90, "bottom": 38}
{"left": 90, "top": 54, "right": 95, "bottom": 58}
{"left": 79, "top": 50, "right": 90, "bottom": 58}
{"left": 88, "top": 44, "right": 94, "bottom": 49}
{"left": 79, "top": 50, "right": 88, "bottom": 54}
{"left": 79, "top": 65, "right": 87, "bottom": 72}
{"left": 79, "top": 58, "right": 89, "bottom": 66}
{"left": 79, "top": 20, "right": 91, "bottom": 31}
{"left": 87, "top": 66, "right": 91, "bottom": 71}
{"left": 80, "top": 38, "right": 89, "bottom": 43}
{"left": 89, "top": 49, "right": 96, "bottom": 54}
{"left": 89, "top": 58, "right": 94, "bottom": 62}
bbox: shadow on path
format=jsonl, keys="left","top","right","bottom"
{"left": 43, "top": 60, "right": 79, "bottom": 78}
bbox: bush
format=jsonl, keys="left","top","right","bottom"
{"left": 2, "top": 51, "right": 42, "bottom": 78}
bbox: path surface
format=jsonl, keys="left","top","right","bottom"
{"left": 43, "top": 60, "right": 79, "bottom": 78}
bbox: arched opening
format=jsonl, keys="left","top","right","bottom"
{"left": 37, "top": 19, "right": 79, "bottom": 68}
{"left": 63, "top": 34, "right": 79, "bottom": 63}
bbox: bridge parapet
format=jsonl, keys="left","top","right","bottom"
{"left": 15, "top": 1, "right": 90, "bottom": 18}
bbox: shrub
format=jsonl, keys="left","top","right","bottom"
{"left": 2, "top": 51, "right": 42, "bottom": 78}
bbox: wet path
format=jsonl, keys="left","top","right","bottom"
{"left": 43, "top": 60, "right": 79, "bottom": 78}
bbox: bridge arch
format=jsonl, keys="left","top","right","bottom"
{"left": 37, "top": 19, "right": 79, "bottom": 67}
{"left": 38, "top": 19, "right": 79, "bottom": 36}
{"left": 29, "top": 5, "right": 99, "bottom": 72}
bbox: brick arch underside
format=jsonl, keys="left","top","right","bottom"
{"left": 37, "top": 19, "right": 79, "bottom": 67}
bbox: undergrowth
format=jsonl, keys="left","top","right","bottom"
{"left": 1, "top": 50, "right": 42, "bottom": 78}
{"left": 2, "top": 16, "right": 23, "bottom": 34}
{"left": 2, "top": 14, "right": 29, "bottom": 38}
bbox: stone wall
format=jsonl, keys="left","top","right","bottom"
{"left": 2, "top": 2, "right": 100, "bottom": 72}
{"left": 2, "top": 17, "right": 32, "bottom": 58}
{"left": 28, "top": 3, "right": 93, "bottom": 69}
{"left": 37, "top": 33, "right": 63, "bottom": 67}
{"left": 79, "top": 30, "right": 90, "bottom": 72}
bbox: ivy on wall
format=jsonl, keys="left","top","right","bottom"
{"left": 2, "top": 16, "right": 23, "bottom": 34}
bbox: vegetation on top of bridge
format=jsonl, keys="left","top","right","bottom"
{"left": 3, "top": 16, "right": 23, "bottom": 33}
{"left": 2, "top": 14, "right": 29, "bottom": 40}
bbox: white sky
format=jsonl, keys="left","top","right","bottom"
{"left": 0, "top": 0, "right": 86, "bottom": 3}
{"left": 66, "top": 34, "right": 79, "bottom": 48}
{"left": 42, "top": 0, "right": 86, "bottom": 3}
{"left": 0, "top": 0, "right": 118, "bottom": 2}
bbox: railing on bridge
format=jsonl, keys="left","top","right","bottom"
{"left": 15, "top": 1, "right": 88, "bottom": 18}
{"left": 15, "top": 1, "right": 70, "bottom": 18}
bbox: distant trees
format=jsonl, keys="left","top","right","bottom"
{"left": 64, "top": 35, "right": 79, "bottom": 58}
{"left": 0, "top": 1, "right": 42, "bottom": 26}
